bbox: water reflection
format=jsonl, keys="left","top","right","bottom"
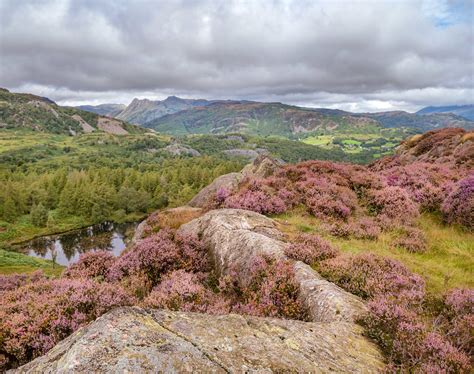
{"left": 17, "top": 221, "right": 139, "bottom": 266}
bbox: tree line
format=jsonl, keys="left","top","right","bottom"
{"left": 0, "top": 157, "right": 242, "bottom": 227}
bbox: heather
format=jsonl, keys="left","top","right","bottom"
{"left": 317, "top": 253, "right": 471, "bottom": 372}
{"left": 392, "top": 227, "right": 427, "bottom": 253}
{"left": 0, "top": 230, "right": 307, "bottom": 370}
{"left": 0, "top": 277, "right": 134, "bottom": 369}
{"left": 441, "top": 174, "right": 474, "bottom": 230}
{"left": 284, "top": 233, "right": 339, "bottom": 264}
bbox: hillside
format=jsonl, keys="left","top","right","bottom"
{"left": 75, "top": 103, "right": 126, "bottom": 117}
{"left": 144, "top": 101, "right": 474, "bottom": 137}
{"left": 417, "top": 104, "right": 474, "bottom": 121}
{"left": 115, "top": 96, "right": 216, "bottom": 124}
{"left": 2, "top": 127, "right": 472, "bottom": 372}
{"left": 0, "top": 88, "right": 143, "bottom": 135}
{"left": 144, "top": 101, "right": 382, "bottom": 137}
{"left": 361, "top": 110, "right": 474, "bottom": 131}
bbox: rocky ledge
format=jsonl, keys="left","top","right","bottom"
{"left": 179, "top": 208, "right": 368, "bottom": 323}
{"left": 14, "top": 307, "right": 384, "bottom": 373}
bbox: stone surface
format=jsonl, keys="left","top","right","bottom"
{"left": 188, "top": 156, "right": 282, "bottom": 208}
{"left": 178, "top": 209, "right": 369, "bottom": 323}
{"left": 97, "top": 117, "right": 129, "bottom": 135}
{"left": 72, "top": 114, "right": 95, "bottom": 133}
{"left": 164, "top": 144, "right": 201, "bottom": 157}
{"left": 14, "top": 307, "right": 384, "bottom": 373}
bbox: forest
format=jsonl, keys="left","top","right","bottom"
{"left": 0, "top": 157, "right": 242, "bottom": 245}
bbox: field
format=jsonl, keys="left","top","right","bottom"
{"left": 301, "top": 127, "right": 413, "bottom": 158}
{"left": 275, "top": 209, "right": 474, "bottom": 294}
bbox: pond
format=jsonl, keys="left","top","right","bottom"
{"left": 15, "top": 221, "right": 140, "bottom": 266}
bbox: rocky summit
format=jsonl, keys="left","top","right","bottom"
{"left": 14, "top": 307, "right": 383, "bottom": 373}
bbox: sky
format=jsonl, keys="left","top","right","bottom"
{"left": 0, "top": 0, "right": 473, "bottom": 112}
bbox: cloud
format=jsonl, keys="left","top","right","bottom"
{"left": 0, "top": 0, "right": 472, "bottom": 111}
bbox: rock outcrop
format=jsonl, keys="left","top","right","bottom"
{"left": 15, "top": 307, "right": 384, "bottom": 373}
{"left": 164, "top": 144, "right": 201, "bottom": 157}
{"left": 72, "top": 115, "right": 95, "bottom": 133}
{"left": 97, "top": 117, "right": 129, "bottom": 135}
{"left": 178, "top": 208, "right": 369, "bottom": 323}
{"left": 372, "top": 127, "right": 474, "bottom": 170}
{"left": 188, "top": 155, "right": 282, "bottom": 208}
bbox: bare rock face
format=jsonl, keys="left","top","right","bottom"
{"left": 178, "top": 209, "right": 369, "bottom": 323}
{"left": 72, "top": 114, "right": 95, "bottom": 133}
{"left": 188, "top": 155, "right": 282, "bottom": 208}
{"left": 164, "top": 144, "right": 201, "bottom": 157}
{"left": 14, "top": 307, "right": 384, "bottom": 373}
{"left": 97, "top": 117, "right": 129, "bottom": 135}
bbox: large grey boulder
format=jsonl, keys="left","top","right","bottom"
{"left": 14, "top": 307, "right": 384, "bottom": 373}
{"left": 164, "top": 144, "right": 201, "bottom": 157}
{"left": 178, "top": 209, "right": 368, "bottom": 323}
{"left": 188, "top": 155, "right": 282, "bottom": 208}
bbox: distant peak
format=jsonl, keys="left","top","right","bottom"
{"left": 164, "top": 95, "right": 183, "bottom": 102}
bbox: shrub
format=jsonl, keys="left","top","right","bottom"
{"left": 367, "top": 186, "right": 419, "bottom": 226}
{"left": 143, "top": 270, "right": 217, "bottom": 313}
{"left": 0, "top": 271, "right": 46, "bottom": 292}
{"left": 0, "top": 278, "right": 134, "bottom": 370}
{"left": 392, "top": 227, "right": 427, "bottom": 253}
{"left": 381, "top": 162, "right": 457, "bottom": 211}
{"left": 224, "top": 189, "right": 288, "bottom": 215}
{"left": 327, "top": 218, "right": 381, "bottom": 240}
{"left": 439, "top": 288, "right": 474, "bottom": 356}
{"left": 221, "top": 256, "right": 308, "bottom": 320}
{"left": 108, "top": 229, "right": 208, "bottom": 286}
{"left": 319, "top": 253, "right": 425, "bottom": 301}
{"left": 284, "top": 233, "right": 339, "bottom": 264}
{"left": 362, "top": 296, "right": 470, "bottom": 373}
{"left": 63, "top": 251, "right": 116, "bottom": 279}
{"left": 353, "top": 217, "right": 381, "bottom": 240}
{"left": 441, "top": 175, "right": 474, "bottom": 230}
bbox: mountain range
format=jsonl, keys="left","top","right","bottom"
{"left": 76, "top": 96, "right": 474, "bottom": 137}
{"left": 416, "top": 104, "right": 474, "bottom": 121}
{"left": 2, "top": 87, "right": 472, "bottom": 137}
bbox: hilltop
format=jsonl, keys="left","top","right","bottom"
{"left": 143, "top": 101, "right": 474, "bottom": 136}
{"left": 75, "top": 103, "right": 126, "bottom": 117}
{"left": 0, "top": 88, "right": 143, "bottom": 135}
{"left": 417, "top": 104, "right": 474, "bottom": 121}
{"left": 115, "top": 96, "right": 216, "bottom": 124}
{"left": 144, "top": 101, "right": 383, "bottom": 136}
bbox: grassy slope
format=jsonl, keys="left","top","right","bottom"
{"left": 275, "top": 209, "right": 474, "bottom": 294}
{"left": 0, "top": 249, "right": 64, "bottom": 276}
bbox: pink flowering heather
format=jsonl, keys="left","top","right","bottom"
{"left": 439, "top": 288, "right": 474, "bottom": 356}
{"left": 441, "top": 174, "right": 474, "bottom": 230}
{"left": 361, "top": 296, "right": 470, "bottom": 373}
{"left": 284, "top": 233, "right": 339, "bottom": 264}
{"left": 0, "top": 271, "right": 46, "bottom": 292}
{"left": 63, "top": 250, "right": 116, "bottom": 279}
{"left": 0, "top": 278, "right": 134, "bottom": 370}
{"left": 392, "top": 227, "right": 427, "bottom": 253}
{"left": 380, "top": 162, "right": 458, "bottom": 211}
{"left": 220, "top": 256, "right": 308, "bottom": 320}
{"left": 143, "top": 270, "right": 218, "bottom": 313}
{"left": 319, "top": 253, "right": 425, "bottom": 301}
{"left": 326, "top": 218, "right": 381, "bottom": 240}
{"left": 108, "top": 229, "right": 209, "bottom": 286}
{"left": 367, "top": 186, "right": 419, "bottom": 226}
{"left": 353, "top": 217, "right": 381, "bottom": 240}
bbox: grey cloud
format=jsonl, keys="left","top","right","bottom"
{"left": 0, "top": 0, "right": 472, "bottom": 110}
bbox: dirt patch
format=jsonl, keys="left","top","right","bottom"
{"left": 97, "top": 117, "right": 129, "bottom": 135}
